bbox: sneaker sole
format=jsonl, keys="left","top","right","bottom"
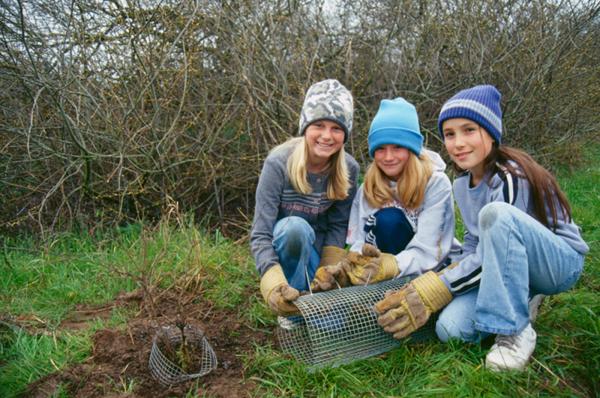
{"left": 486, "top": 358, "right": 528, "bottom": 372}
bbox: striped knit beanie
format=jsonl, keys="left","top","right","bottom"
{"left": 298, "top": 79, "right": 354, "bottom": 142}
{"left": 438, "top": 85, "right": 503, "bottom": 143}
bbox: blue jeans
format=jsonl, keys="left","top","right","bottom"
{"left": 365, "top": 207, "right": 415, "bottom": 255}
{"left": 436, "top": 202, "right": 584, "bottom": 342}
{"left": 273, "top": 216, "right": 320, "bottom": 291}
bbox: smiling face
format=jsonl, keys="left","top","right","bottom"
{"left": 373, "top": 144, "right": 410, "bottom": 180}
{"left": 442, "top": 118, "right": 495, "bottom": 183}
{"left": 304, "top": 120, "right": 345, "bottom": 171}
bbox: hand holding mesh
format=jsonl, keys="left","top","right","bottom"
{"left": 344, "top": 244, "right": 399, "bottom": 285}
{"left": 260, "top": 264, "right": 300, "bottom": 316}
{"left": 374, "top": 271, "right": 452, "bottom": 339}
{"left": 269, "top": 284, "right": 301, "bottom": 315}
{"left": 311, "top": 263, "right": 350, "bottom": 292}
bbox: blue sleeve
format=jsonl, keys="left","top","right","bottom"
{"left": 440, "top": 173, "right": 531, "bottom": 295}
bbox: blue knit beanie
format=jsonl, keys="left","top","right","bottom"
{"left": 368, "top": 98, "right": 423, "bottom": 157}
{"left": 437, "top": 85, "right": 503, "bottom": 143}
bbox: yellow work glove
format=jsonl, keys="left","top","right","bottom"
{"left": 319, "top": 245, "right": 346, "bottom": 267}
{"left": 374, "top": 271, "right": 452, "bottom": 339}
{"left": 344, "top": 244, "right": 399, "bottom": 285}
{"left": 311, "top": 263, "right": 350, "bottom": 292}
{"left": 260, "top": 264, "right": 300, "bottom": 316}
{"left": 311, "top": 246, "right": 349, "bottom": 292}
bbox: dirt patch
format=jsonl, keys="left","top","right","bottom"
{"left": 24, "top": 288, "right": 274, "bottom": 397}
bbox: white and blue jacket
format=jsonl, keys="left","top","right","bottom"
{"left": 347, "top": 149, "right": 456, "bottom": 277}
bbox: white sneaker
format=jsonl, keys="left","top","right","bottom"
{"left": 528, "top": 294, "right": 546, "bottom": 322}
{"left": 486, "top": 323, "right": 537, "bottom": 371}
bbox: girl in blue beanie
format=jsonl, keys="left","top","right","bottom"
{"left": 373, "top": 85, "right": 589, "bottom": 372}
{"left": 311, "top": 98, "right": 456, "bottom": 291}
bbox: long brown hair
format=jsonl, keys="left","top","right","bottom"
{"left": 453, "top": 142, "right": 571, "bottom": 229}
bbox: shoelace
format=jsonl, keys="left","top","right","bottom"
{"left": 494, "top": 333, "right": 521, "bottom": 351}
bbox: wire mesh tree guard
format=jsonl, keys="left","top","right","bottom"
{"left": 149, "top": 324, "right": 217, "bottom": 385}
{"left": 277, "top": 277, "right": 437, "bottom": 370}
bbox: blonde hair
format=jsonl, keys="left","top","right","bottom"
{"left": 271, "top": 137, "right": 351, "bottom": 200}
{"left": 364, "top": 151, "right": 433, "bottom": 209}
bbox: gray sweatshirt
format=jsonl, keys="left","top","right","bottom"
{"left": 441, "top": 165, "right": 589, "bottom": 295}
{"left": 250, "top": 145, "right": 360, "bottom": 276}
{"left": 346, "top": 149, "right": 455, "bottom": 277}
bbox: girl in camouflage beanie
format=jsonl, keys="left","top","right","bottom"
{"left": 250, "top": 79, "right": 359, "bottom": 321}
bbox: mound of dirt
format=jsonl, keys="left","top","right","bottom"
{"left": 24, "top": 288, "right": 274, "bottom": 397}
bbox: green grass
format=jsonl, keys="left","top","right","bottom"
{"left": 0, "top": 220, "right": 262, "bottom": 397}
{"left": 0, "top": 327, "right": 90, "bottom": 395}
{"left": 0, "top": 222, "right": 255, "bottom": 325}
{"left": 1, "top": 145, "right": 598, "bottom": 397}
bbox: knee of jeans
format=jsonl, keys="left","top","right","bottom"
{"left": 479, "top": 202, "right": 512, "bottom": 231}
{"left": 435, "top": 313, "right": 478, "bottom": 343}
{"left": 436, "top": 316, "right": 460, "bottom": 343}
{"left": 273, "top": 216, "right": 314, "bottom": 242}
{"left": 374, "top": 208, "right": 406, "bottom": 229}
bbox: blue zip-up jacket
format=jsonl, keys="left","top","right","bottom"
{"left": 441, "top": 164, "right": 589, "bottom": 295}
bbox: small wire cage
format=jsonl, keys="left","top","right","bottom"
{"left": 149, "top": 325, "right": 217, "bottom": 385}
{"left": 277, "top": 277, "right": 437, "bottom": 369}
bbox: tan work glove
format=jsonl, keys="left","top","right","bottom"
{"left": 311, "top": 263, "right": 350, "bottom": 292}
{"left": 344, "top": 244, "right": 399, "bottom": 285}
{"left": 374, "top": 271, "right": 452, "bottom": 339}
{"left": 311, "top": 246, "right": 349, "bottom": 292}
{"left": 260, "top": 264, "right": 300, "bottom": 316}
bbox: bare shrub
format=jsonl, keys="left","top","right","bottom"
{"left": 1, "top": 0, "right": 598, "bottom": 235}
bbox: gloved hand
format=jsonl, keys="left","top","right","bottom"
{"left": 311, "top": 246, "right": 349, "bottom": 292}
{"left": 374, "top": 271, "right": 452, "bottom": 339}
{"left": 319, "top": 245, "right": 347, "bottom": 268}
{"left": 260, "top": 264, "right": 300, "bottom": 316}
{"left": 311, "top": 263, "right": 350, "bottom": 292}
{"left": 344, "top": 244, "right": 399, "bottom": 285}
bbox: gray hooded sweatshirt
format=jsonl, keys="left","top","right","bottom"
{"left": 250, "top": 144, "right": 359, "bottom": 276}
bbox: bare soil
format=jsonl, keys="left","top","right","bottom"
{"left": 23, "top": 288, "right": 274, "bottom": 397}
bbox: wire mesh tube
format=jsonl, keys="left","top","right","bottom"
{"left": 149, "top": 325, "right": 217, "bottom": 385}
{"left": 277, "top": 277, "right": 437, "bottom": 369}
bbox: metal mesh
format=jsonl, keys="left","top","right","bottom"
{"left": 277, "top": 277, "right": 437, "bottom": 369}
{"left": 149, "top": 325, "right": 217, "bottom": 385}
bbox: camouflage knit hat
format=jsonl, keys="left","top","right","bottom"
{"left": 298, "top": 79, "right": 354, "bottom": 142}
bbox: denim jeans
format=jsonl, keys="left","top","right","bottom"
{"left": 365, "top": 207, "right": 415, "bottom": 255}
{"left": 273, "top": 216, "right": 320, "bottom": 291}
{"left": 436, "top": 202, "right": 584, "bottom": 341}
